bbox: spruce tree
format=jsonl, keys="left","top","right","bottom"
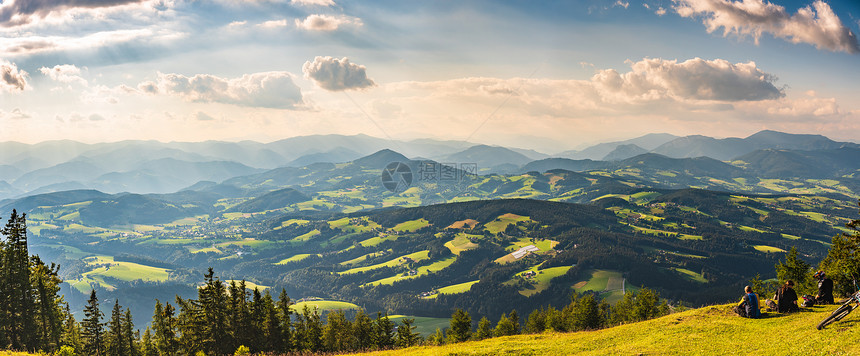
{"left": 447, "top": 309, "right": 471, "bottom": 343}
{"left": 261, "top": 291, "right": 283, "bottom": 353}
{"left": 31, "top": 257, "right": 63, "bottom": 351}
{"left": 123, "top": 308, "right": 138, "bottom": 356}
{"left": 81, "top": 290, "right": 104, "bottom": 356}
{"left": 776, "top": 247, "right": 812, "bottom": 292}
{"left": 396, "top": 318, "right": 420, "bottom": 347}
{"left": 106, "top": 300, "right": 126, "bottom": 356}
{"left": 1, "top": 210, "right": 35, "bottom": 350}
{"left": 61, "top": 304, "right": 82, "bottom": 352}
{"left": 373, "top": 312, "right": 395, "bottom": 349}
{"left": 352, "top": 310, "right": 374, "bottom": 350}
{"left": 474, "top": 316, "right": 492, "bottom": 340}
{"left": 276, "top": 289, "right": 293, "bottom": 353}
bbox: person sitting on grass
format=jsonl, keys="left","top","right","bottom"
{"left": 814, "top": 271, "right": 834, "bottom": 305}
{"left": 734, "top": 285, "right": 760, "bottom": 318}
{"left": 775, "top": 280, "right": 800, "bottom": 313}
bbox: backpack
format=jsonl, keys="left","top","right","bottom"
{"left": 802, "top": 295, "right": 816, "bottom": 308}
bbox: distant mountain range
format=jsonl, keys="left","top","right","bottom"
{"left": 0, "top": 130, "right": 855, "bottom": 201}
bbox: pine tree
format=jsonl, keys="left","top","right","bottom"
{"left": 508, "top": 310, "right": 520, "bottom": 334}
{"left": 141, "top": 328, "right": 156, "bottom": 356}
{"left": 524, "top": 308, "right": 546, "bottom": 333}
{"left": 474, "top": 316, "right": 492, "bottom": 340}
{"left": 1, "top": 210, "right": 35, "bottom": 350}
{"left": 373, "top": 312, "right": 395, "bottom": 349}
{"left": 199, "top": 268, "right": 230, "bottom": 355}
{"left": 152, "top": 300, "right": 178, "bottom": 356}
{"left": 81, "top": 290, "right": 104, "bottom": 356}
{"left": 352, "top": 309, "right": 374, "bottom": 350}
{"left": 61, "top": 304, "right": 82, "bottom": 352}
{"left": 31, "top": 257, "right": 63, "bottom": 352}
{"left": 261, "top": 291, "right": 283, "bottom": 353}
{"left": 276, "top": 289, "right": 293, "bottom": 353}
{"left": 447, "top": 309, "right": 471, "bottom": 343}
{"left": 396, "top": 318, "right": 420, "bottom": 347}
{"left": 571, "top": 294, "right": 604, "bottom": 330}
{"left": 106, "top": 300, "right": 126, "bottom": 356}
{"left": 776, "top": 247, "right": 812, "bottom": 292}
{"left": 494, "top": 312, "right": 517, "bottom": 336}
{"left": 123, "top": 308, "right": 138, "bottom": 356}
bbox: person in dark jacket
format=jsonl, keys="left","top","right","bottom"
{"left": 775, "top": 280, "right": 800, "bottom": 313}
{"left": 734, "top": 285, "right": 760, "bottom": 318}
{"left": 814, "top": 271, "right": 834, "bottom": 304}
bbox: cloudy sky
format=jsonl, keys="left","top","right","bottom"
{"left": 0, "top": 0, "right": 858, "bottom": 152}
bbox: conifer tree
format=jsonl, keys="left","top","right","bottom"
{"left": 1, "top": 210, "right": 35, "bottom": 350}
{"left": 106, "top": 300, "right": 126, "bottom": 356}
{"left": 199, "top": 268, "right": 229, "bottom": 355}
{"left": 447, "top": 309, "right": 472, "bottom": 343}
{"left": 524, "top": 308, "right": 546, "bottom": 333}
{"left": 373, "top": 312, "right": 395, "bottom": 349}
{"left": 474, "top": 316, "right": 492, "bottom": 340}
{"left": 493, "top": 312, "right": 517, "bottom": 336}
{"left": 776, "top": 247, "right": 812, "bottom": 292}
{"left": 61, "top": 304, "right": 82, "bottom": 352}
{"left": 396, "top": 318, "right": 420, "bottom": 347}
{"left": 31, "top": 257, "right": 63, "bottom": 351}
{"left": 123, "top": 308, "right": 138, "bottom": 356}
{"left": 276, "top": 289, "right": 293, "bottom": 353}
{"left": 352, "top": 310, "right": 374, "bottom": 350}
{"left": 81, "top": 290, "right": 104, "bottom": 356}
{"left": 141, "top": 328, "right": 156, "bottom": 356}
{"left": 261, "top": 291, "right": 283, "bottom": 353}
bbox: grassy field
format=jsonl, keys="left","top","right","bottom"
{"left": 484, "top": 213, "right": 530, "bottom": 234}
{"left": 754, "top": 245, "right": 787, "bottom": 253}
{"left": 353, "top": 303, "right": 860, "bottom": 355}
{"left": 340, "top": 250, "right": 430, "bottom": 274}
{"left": 290, "top": 300, "right": 360, "bottom": 312}
{"left": 275, "top": 254, "right": 313, "bottom": 265}
{"left": 224, "top": 280, "right": 269, "bottom": 290}
{"left": 69, "top": 255, "right": 170, "bottom": 293}
{"left": 392, "top": 218, "right": 430, "bottom": 232}
{"left": 424, "top": 280, "right": 480, "bottom": 299}
{"left": 444, "top": 233, "right": 482, "bottom": 255}
{"left": 671, "top": 267, "right": 708, "bottom": 283}
{"left": 511, "top": 265, "right": 573, "bottom": 297}
{"left": 363, "top": 256, "right": 457, "bottom": 287}
{"left": 574, "top": 270, "right": 623, "bottom": 293}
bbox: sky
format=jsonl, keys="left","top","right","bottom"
{"left": 0, "top": 0, "right": 858, "bottom": 152}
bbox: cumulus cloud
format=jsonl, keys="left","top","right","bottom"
{"left": 674, "top": 0, "right": 860, "bottom": 53}
{"left": 295, "top": 14, "right": 361, "bottom": 31}
{"left": 138, "top": 71, "right": 305, "bottom": 109}
{"left": 290, "top": 0, "right": 335, "bottom": 7}
{"left": 40, "top": 64, "right": 87, "bottom": 85}
{"left": 258, "top": 19, "right": 288, "bottom": 28}
{"left": 0, "top": 60, "right": 28, "bottom": 92}
{"left": 0, "top": 0, "right": 146, "bottom": 27}
{"left": 0, "top": 29, "right": 183, "bottom": 56}
{"left": 614, "top": 1, "right": 629, "bottom": 9}
{"left": 195, "top": 111, "right": 215, "bottom": 121}
{"left": 302, "top": 56, "right": 375, "bottom": 91}
{"left": 591, "top": 57, "right": 784, "bottom": 102}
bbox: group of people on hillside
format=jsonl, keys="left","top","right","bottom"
{"left": 734, "top": 271, "right": 834, "bottom": 318}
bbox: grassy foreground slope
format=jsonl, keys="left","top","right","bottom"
{"left": 361, "top": 304, "right": 860, "bottom": 355}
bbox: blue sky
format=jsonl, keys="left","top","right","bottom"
{"left": 0, "top": 0, "right": 858, "bottom": 152}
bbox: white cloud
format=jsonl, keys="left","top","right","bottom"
{"left": 656, "top": 7, "right": 667, "bottom": 16}
{"left": 40, "top": 64, "right": 87, "bottom": 85}
{"left": 0, "top": 60, "right": 27, "bottom": 92}
{"left": 258, "top": 19, "right": 288, "bottom": 28}
{"left": 0, "top": 0, "right": 147, "bottom": 27}
{"left": 1, "top": 108, "right": 31, "bottom": 120}
{"left": 302, "top": 56, "right": 375, "bottom": 91}
{"left": 290, "top": 0, "right": 335, "bottom": 7}
{"left": 0, "top": 29, "right": 183, "bottom": 56}
{"left": 295, "top": 14, "right": 361, "bottom": 31}
{"left": 674, "top": 0, "right": 860, "bottom": 53}
{"left": 614, "top": 1, "right": 629, "bottom": 9}
{"left": 591, "top": 57, "right": 784, "bottom": 102}
{"left": 139, "top": 71, "right": 305, "bottom": 109}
